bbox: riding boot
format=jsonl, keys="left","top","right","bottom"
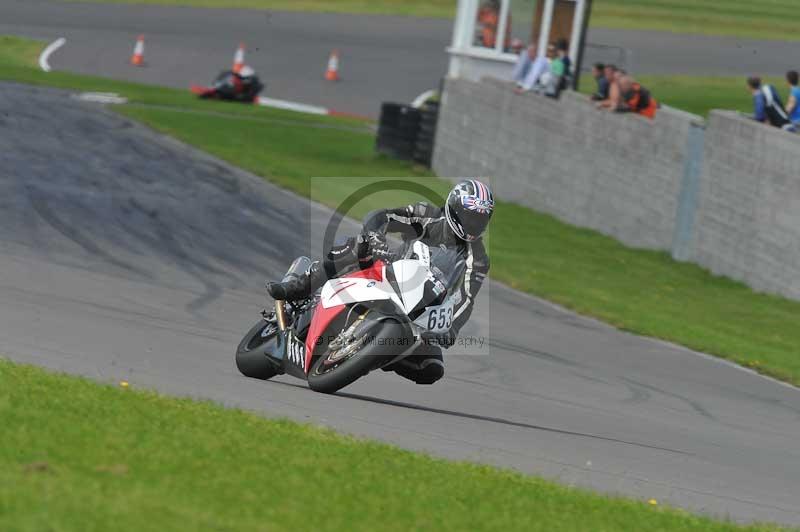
{"left": 385, "top": 343, "right": 445, "bottom": 385}
{"left": 267, "top": 262, "right": 325, "bottom": 301}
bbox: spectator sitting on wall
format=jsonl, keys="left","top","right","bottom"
{"left": 555, "top": 38, "right": 572, "bottom": 90}
{"left": 589, "top": 63, "right": 609, "bottom": 101}
{"left": 512, "top": 44, "right": 549, "bottom": 94}
{"left": 544, "top": 56, "right": 564, "bottom": 98}
{"left": 534, "top": 44, "right": 557, "bottom": 94}
{"left": 614, "top": 75, "right": 658, "bottom": 119}
{"left": 747, "top": 76, "right": 796, "bottom": 132}
{"left": 786, "top": 70, "right": 800, "bottom": 126}
{"left": 541, "top": 39, "right": 571, "bottom": 99}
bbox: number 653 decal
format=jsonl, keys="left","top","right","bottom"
{"left": 426, "top": 306, "right": 453, "bottom": 332}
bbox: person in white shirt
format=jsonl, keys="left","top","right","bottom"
{"left": 512, "top": 44, "right": 549, "bottom": 93}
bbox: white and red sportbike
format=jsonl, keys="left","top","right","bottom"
{"left": 235, "top": 241, "right": 465, "bottom": 393}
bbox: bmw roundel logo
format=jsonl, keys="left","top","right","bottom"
{"left": 366, "top": 281, "right": 376, "bottom": 287}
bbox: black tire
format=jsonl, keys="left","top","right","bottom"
{"left": 378, "top": 124, "right": 418, "bottom": 139}
{"left": 414, "top": 132, "right": 434, "bottom": 144}
{"left": 235, "top": 319, "right": 282, "bottom": 380}
{"left": 413, "top": 149, "right": 432, "bottom": 160}
{"left": 418, "top": 122, "right": 437, "bottom": 135}
{"left": 379, "top": 103, "right": 420, "bottom": 125}
{"left": 412, "top": 155, "right": 432, "bottom": 167}
{"left": 397, "top": 116, "right": 421, "bottom": 130}
{"left": 377, "top": 144, "right": 414, "bottom": 160}
{"left": 378, "top": 129, "right": 413, "bottom": 141}
{"left": 307, "top": 317, "right": 410, "bottom": 394}
{"left": 377, "top": 137, "right": 415, "bottom": 152}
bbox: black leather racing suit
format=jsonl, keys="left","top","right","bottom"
{"left": 362, "top": 202, "right": 490, "bottom": 384}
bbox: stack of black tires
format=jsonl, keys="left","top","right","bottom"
{"left": 376, "top": 101, "right": 439, "bottom": 167}
{"left": 413, "top": 101, "right": 439, "bottom": 167}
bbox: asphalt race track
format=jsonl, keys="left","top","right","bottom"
{"left": 2, "top": 82, "right": 799, "bottom": 525}
{"left": 2, "top": 0, "right": 799, "bottom": 116}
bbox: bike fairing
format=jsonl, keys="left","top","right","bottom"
{"left": 303, "top": 259, "right": 385, "bottom": 371}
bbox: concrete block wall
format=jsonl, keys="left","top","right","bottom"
{"left": 433, "top": 77, "right": 800, "bottom": 302}
{"left": 434, "top": 77, "right": 700, "bottom": 251}
{"left": 693, "top": 111, "right": 800, "bottom": 300}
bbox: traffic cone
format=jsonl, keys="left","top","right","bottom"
{"left": 130, "top": 34, "right": 145, "bottom": 66}
{"left": 232, "top": 42, "right": 246, "bottom": 74}
{"left": 325, "top": 49, "right": 340, "bottom": 82}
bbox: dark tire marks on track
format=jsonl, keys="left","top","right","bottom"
{"left": 26, "top": 184, "right": 151, "bottom": 279}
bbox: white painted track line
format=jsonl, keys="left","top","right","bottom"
{"left": 38, "top": 37, "right": 66, "bottom": 72}
{"left": 256, "top": 96, "right": 328, "bottom": 115}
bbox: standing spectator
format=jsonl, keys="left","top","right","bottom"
{"left": 513, "top": 44, "right": 549, "bottom": 94}
{"left": 589, "top": 63, "right": 609, "bottom": 101}
{"left": 747, "top": 76, "right": 796, "bottom": 132}
{"left": 786, "top": 70, "right": 800, "bottom": 126}
{"left": 475, "top": 0, "right": 510, "bottom": 49}
{"left": 615, "top": 75, "right": 658, "bottom": 119}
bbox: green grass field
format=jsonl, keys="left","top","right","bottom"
{"left": 616, "top": 76, "right": 788, "bottom": 118}
{"left": 638, "top": 76, "right": 763, "bottom": 118}
{"left": 591, "top": 0, "right": 799, "bottom": 41}
{"left": 2, "top": 35, "right": 800, "bottom": 387}
{"left": 0, "top": 35, "right": 45, "bottom": 67}
{"left": 67, "top": 0, "right": 800, "bottom": 41}
{"left": 1, "top": 358, "right": 789, "bottom": 532}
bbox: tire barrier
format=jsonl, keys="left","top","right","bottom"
{"left": 375, "top": 101, "right": 439, "bottom": 167}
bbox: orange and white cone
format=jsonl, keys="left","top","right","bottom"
{"left": 232, "top": 42, "right": 246, "bottom": 74}
{"left": 325, "top": 50, "right": 340, "bottom": 82}
{"left": 130, "top": 34, "right": 145, "bottom": 66}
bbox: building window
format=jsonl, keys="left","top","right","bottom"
{"left": 507, "top": 0, "right": 538, "bottom": 52}
{"left": 470, "top": 0, "right": 538, "bottom": 55}
{"left": 472, "top": 0, "right": 504, "bottom": 50}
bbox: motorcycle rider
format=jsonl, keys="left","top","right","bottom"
{"left": 267, "top": 179, "right": 494, "bottom": 385}
{"left": 209, "top": 65, "right": 263, "bottom": 102}
{"left": 235, "top": 65, "right": 263, "bottom": 101}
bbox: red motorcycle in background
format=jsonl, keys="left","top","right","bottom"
{"left": 191, "top": 68, "right": 263, "bottom": 103}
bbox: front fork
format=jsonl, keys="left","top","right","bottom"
{"left": 274, "top": 300, "right": 288, "bottom": 332}
{"left": 271, "top": 300, "right": 308, "bottom": 379}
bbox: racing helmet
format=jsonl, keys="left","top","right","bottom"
{"left": 239, "top": 65, "right": 255, "bottom": 78}
{"left": 445, "top": 179, "right": 494, "bottom": 241}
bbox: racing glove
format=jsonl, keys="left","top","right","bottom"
{"left": 362, "top": 231, "right": 393, "bottom": 261}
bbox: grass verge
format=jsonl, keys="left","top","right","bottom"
{"left": 65, "top": 0, "right": 458, "bottom": 18}
{"left": 0, "top": 358, "right": 788, "bottom": 532}
{"left": 579, "top": 75, "right": 788, "bottom": 118}
{"left": 3, "top": 35, "right": 800, "bottom": 387}
{"left": 65, "top": 0, "right": 800, "bottom": 41}
{"left": 590, "top": 0, "right": 800, "bottom": 41}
